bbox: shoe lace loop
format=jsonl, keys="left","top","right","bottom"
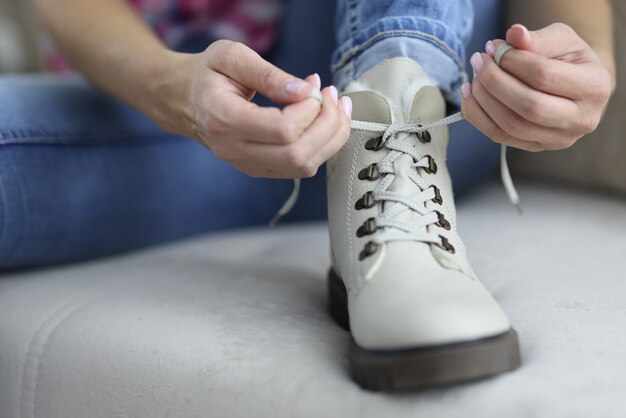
{"left": 270, "top": 112, "right": 521, "bottom": 227}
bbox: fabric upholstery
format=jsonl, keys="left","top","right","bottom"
{"left": 1, "top": 182, "right": 625, "bottom": 417}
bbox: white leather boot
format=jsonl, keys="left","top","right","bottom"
{"left": 327, "top": 58, "right": 520, "bottom": 391}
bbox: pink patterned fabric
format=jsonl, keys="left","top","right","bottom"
{"left": 47, "top": 0, "right": 283, "bottom": 72}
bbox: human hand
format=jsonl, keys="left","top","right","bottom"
{"left": 170, "top": 40, "right": 352, "bottom": 178}
{"left": 461, "top": 23, "right": 613, "bottom": 152}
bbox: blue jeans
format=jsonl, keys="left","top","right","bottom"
{"left": 334, "top": 0, "right": 473, "bottom": 104}
{"left": 0, "top": 0, "right": 502, "bottom": 269}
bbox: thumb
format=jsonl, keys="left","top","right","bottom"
{"left": 506, "top": 23, "right": 582, "bottom": 59}
{"left": 209, "top": 41, "right": 314, "bottom": 104}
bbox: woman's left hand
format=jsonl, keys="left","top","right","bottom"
{"left": 461, "top": 23, "right": 614, "bottom": 152}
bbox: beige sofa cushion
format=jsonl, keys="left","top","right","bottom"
{"left": 511, "top": 0, "right": 626, "bottom": 194}
{"left": 1, "top": 182, "right": 626, "bottom": 417}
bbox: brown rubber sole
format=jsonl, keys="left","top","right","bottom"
{"left": 328, "top": 269, "right": 521, "bottom": 391}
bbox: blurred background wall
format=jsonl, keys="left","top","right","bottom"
{"left": 0, "top": 0, "right": 43, "bottom": 73}
{"left": 510, "top": 1, "right": 626, "bottom": 195}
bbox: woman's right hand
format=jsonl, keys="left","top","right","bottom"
{"left": 162, "top": 40, "right": 352, "bottom": 179}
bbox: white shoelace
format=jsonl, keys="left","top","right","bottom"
{"left": 270, "top": 113, "right": 521, "bottom": 226}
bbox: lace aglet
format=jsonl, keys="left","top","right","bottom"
{"left": 270, "top": 215, "right": 282, "bottom": 228}
{"left": 514, "top": 203, "right": 523, "bottom": 216}
{"left": 269, "top": 213, "right": 283, "bottom": 227}
{"left": 269, "top": 179, "right": 301, "bottom": 227}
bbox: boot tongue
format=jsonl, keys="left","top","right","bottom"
{"left": 345, "top": 58, "right": 432, "bottom": 123}
{"left": 345, "top": 58, "right": 434, "bottom": 225}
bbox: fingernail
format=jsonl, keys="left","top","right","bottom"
{"left": 330, "top": 85, "right": 339, "bottom": 104}
{"left": 485, "top": 40, "right": 496, "bottom": 57}
{"left": 341, "top": 96, "right": 352, "bottom": 119}
{"left": 284, "top": 79, "right": 308, "bottom": 95}
{"left": 313, "top": 73, "right": 321, "bottom": 90}
{"left": 470, "top": 52, "right": 484, "bottom": 74}
{"left": 461, "top": 82, "right": 472, "bottom": 100}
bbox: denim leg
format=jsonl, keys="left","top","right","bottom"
{"left": 333, "top": 0, "right": 474, "bottom": 103}
{"left": 0, "top": 77, "right": 321, "bottom": 270}
{"left": 0, "top": 0, "right": 341, "bottom": 270}
{"left": 447, "top": 0, "right": 506, "bottom": 195}
{"left": 332, "top": 0, "right": 505, "bottom": 196}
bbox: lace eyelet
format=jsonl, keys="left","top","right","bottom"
{"left": 355, "top": 191, "right": 376, "bottom": 210}
{"left": 424, "top": 155, "right": 438, "bottom": 174}
{"left": 435, "top": 211, "right": 451, "bottom": 230}
{"left": 357, "top": 164, "right": 382, "bottom": 181}
{"left": 438, "top": 235, "right": 456, "bottom": 254}
{"left": 417, "top": 128, "right": 431, "bottom": 144}
{"left": 356, "top": 217, "right": 377, "bottom": 237}
{"left": 359, "top": 241, "right": 380, "bottom": 260}
{"left": 364, "top": 136, "right": 385, "bottom": 151}
{"left": 430, "top": 185, "right": 443, "bottom": 205}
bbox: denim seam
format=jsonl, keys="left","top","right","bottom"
{"left": 0, "top": 128, "right": 173, "bottom": 138}
{"left": 0, "top": 131, "right": 181, "bottom": 146}
{"left": 332, "top": 28, "right": 464, "bottom": 75}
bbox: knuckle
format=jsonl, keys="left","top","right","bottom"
{"left": 554, "top": 22, "right": 574, "bottom": 35}
{"left": 554, "top": 137, "right": 576, "bottom": 150}
{"left": 488, "top": 129, "right": 505, "bottom": 144}
{"left": 278, "top": 122, "right": 299, "bottom": 144}
{"left": 525, "top": 141, "right": 544, "bottom": 153}
{"left": 286, "top": 145, "right": 308, "bottom": 170}
{"left": 206, "top": 39, "right": 231, "bottom": 55}
{"left": 222, "top": 41, "right": 245, "bottom": 56}
{"left": 501, "top": 113, "right": 526, "bottom": 137}
{"left": 286, "top": 146, "right": 319, "bottom": 177}
{"left": 519, "top": 96, "right": 543, "bottom": 121}
{"left": 562, "top": 137, "right": 578, "bottom": 149}
{"left": 211, "top": 41, "right": 245, "bottom": 70}
{"left": 257, "top": 65, "right": 279, "bottom": 90}
{"left": 591, "top": 71, "right": 612, "bottom": 103}
{"left": 532, "top": 64, "right": 555, "bottom": 90}
{"left": 299, "top": 163, "right": 319, "bottom": 178}
{"left": 578, "top": 114, "right": 599, "bottom": 134}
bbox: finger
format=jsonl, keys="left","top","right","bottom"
{"left": 216, "top": 84, "right": 325, "bottom": 146}
{"left": 246, "top": 101, "right": 351, "bottom": 179}
{"left": 505, "top": 23, "right": 586, "bottom": 60}
{"left": 279, "top": 76, "right": 326, "bottom": 140}
{"left": 250, "top": 84, "right": 331, "bottom": 145}
{"left": 288, "top": 87, "right": 349, "bottom": 167}
{"left": 472, "top": 79, "right": 571, "bottom": 150}
{"left": 461, "top": 83, "right": 543, "bottom": 152}
{"left": 488, "top": 40, "right": 594, "bottom": 100}
{"left": 473, "top": 52, "right": 580, "bottom": 129}
{"left": 235, "top": 87, "right": 345, "bottom": 178}
{"left": 208, "top": 40, "right": 313, "bottom": 104}
{"left": 312, "top": 96, "right": 353, "bottom": 165}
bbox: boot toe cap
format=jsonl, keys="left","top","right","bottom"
{"left": 348, "top": 268, "right": 512, "bottom": 350}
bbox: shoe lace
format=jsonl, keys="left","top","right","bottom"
{"left": 270, "top": 112, "right": 521, "bottom": 231}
